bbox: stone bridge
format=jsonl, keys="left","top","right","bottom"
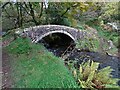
{"left": 21, "top": 25, "right": 120, "bottom": 86}
{"left": 23, "top": 25, "right": 94, "bottom": 43}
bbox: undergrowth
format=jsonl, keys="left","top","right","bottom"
{"left": 91, "top": 25, "right": 119, "bottom": 48}
{"left": 66, "top": 60, "right": 119, "bottom": 89}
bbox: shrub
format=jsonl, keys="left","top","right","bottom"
{"left": 76, "top": 38, "right": 100, "bottom": 52}
{"left": 76, "top": 60, "right": 119, "bottom": 89}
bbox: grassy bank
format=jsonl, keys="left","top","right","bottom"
{"left": 4, "top": 37, "right": 79, "bottom": 88}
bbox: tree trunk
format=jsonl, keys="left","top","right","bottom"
{"left": 29, "top": 2, "right": 39, "bottom": 25}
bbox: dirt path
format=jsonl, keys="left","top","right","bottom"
{"left": 2, "top": 49, "right": 12, "bottom": 89}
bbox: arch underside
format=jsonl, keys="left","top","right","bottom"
{"left": 34, "top": 30, "right": 76, "bottom": 43}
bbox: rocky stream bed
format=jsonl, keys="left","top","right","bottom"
{"left": 43, "top": 44, "right": 120, "bottom": 86}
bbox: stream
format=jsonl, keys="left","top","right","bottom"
{"left": 40, "top": 43, "right": 120, "bottom": 85}
{"left": 38, "top": 33, "right": 120, "bottom": 86}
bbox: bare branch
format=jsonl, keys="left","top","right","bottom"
{"left": 39, "top": 2, "right": 43, "bottom": 18}
{"left": 29, "top": 2, "right": 39, "bottom": 25}
{"left": 60, "top": 3, "right": 79, "bottom": 17}
{"left": 1, "top": 2, "right": 11, "bottom": 9}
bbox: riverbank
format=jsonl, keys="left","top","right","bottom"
{"left": 2, "top": 37, "right": 79, "bottom": 88}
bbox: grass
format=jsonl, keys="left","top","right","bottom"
{"left": 3, "top": 22, "right": 119, "bottom": 88}
{"left": 76, "top": 23, "right": 119, "bottom": 54}
{"left": 81, "top": 19, "right": 119, "bottom": 49}
{"left": 4, "top": 37, "right": 79, "bottom": 88}
{"left": 92, "top": 25, "right": 119, "bottom": 48}
{"left": 76, "top": 37, "right": 100, "bottom": 52}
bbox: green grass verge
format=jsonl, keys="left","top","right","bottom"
{"left": 5, "top": 37, "right": 79, "bottom": 88}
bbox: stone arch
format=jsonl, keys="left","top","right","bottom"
{"left": 34, "top": 30, "right": 76, "bottom": 43}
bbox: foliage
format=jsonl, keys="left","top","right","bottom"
{"left": 76, "top": 24, "right": 119, "bottom": 56}
{"left": 1, "top": 2, "right": 95, "bottom": 31}
{"left": 76, "top": 60, "right": 119, "bottom": 89}
{"left": 75, "top": 24, "right": 118, "bottom": 53}
{"left": 78, "top": 2, "right": 119, "bottom": 30}
{"left": 100, "top": 2, "right": 119, "bottom": 23}
{"left": 92, "top": 25, "right": 119, "bottom": 48}
{"left": 76, "top": 37, "right": 100, "bottom": 52}
{"left": 2, "top": 1, "right": 120, "bottom": 88}
{"left": 5, "top": 37, "right": 79, "bottom": 88}
{"left": 2, "top": 2, "right": 119, "bottom": 32}
{"left": 47, "top": 2, "right": 94, "bottom": 27}
{"left": 65, "top": 59, "right": 119, "bottom": 88}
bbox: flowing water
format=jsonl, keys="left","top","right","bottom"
{"left": 38, "top": 33, "right": 120, "bottom": 86}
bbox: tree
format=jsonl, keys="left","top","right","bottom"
{"left": 100, "top": 2, "right": 119, "bottom": 23}
{"left": 1, "top": 2, "right": 97, "bottom": 31}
